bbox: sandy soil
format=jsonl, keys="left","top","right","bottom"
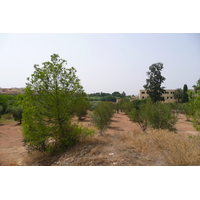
{"left": 0, "top": 113, "right": 199, "bottom": 166}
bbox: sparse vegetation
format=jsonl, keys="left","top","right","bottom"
{"left": 1, "top": 57, "right": 199, "bottom": 166}
{"left": 128, "top": 99, "right": 177, "bottom": 132}
{"left": 91, "top": 101, "right": 114, "bottom": 135}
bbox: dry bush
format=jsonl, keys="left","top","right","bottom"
{"left": 118, "top": 130, "right": 200, "bottom": 166}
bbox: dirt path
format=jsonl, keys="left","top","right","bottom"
{"left": 0, "top": 122, "right": 27, "bottom": 165}
{"left": 0, "top": 113, "right": 199, "bottom": 166}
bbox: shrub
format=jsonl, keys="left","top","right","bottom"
{"left": 129, "top": 104, "right": 148, "bottom": 132}
{"left": 91, "top": 102, "right": 114, "bottom": 135}
{"left": 11, "top": 107, "right": 23, "bottom": 124}
{"left": 128, "top": 99, "right": 177, "bottom": 132}
{"left": 146, "top": 101, "right": 177, "bottom": 131}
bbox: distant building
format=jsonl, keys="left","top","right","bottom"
{"left": 0, "top": 87, "right": 24, "bottom": 95}
{"left": 139, "top": 89, "right": 176, "bottom": 103}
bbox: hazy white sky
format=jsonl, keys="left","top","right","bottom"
{"left": 0, "top": 33, "right": 199, "bottom": 95}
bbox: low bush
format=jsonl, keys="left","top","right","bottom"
{"left": 91, "top": 101, "right": 115, "bottom": 135}
{"left": 128, "top": 99, "right": 177, "bottom": 132}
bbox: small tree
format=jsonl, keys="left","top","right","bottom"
{"left": 22, "top": 54, "right": 92, "bottom": 153}
{"left": 174, "top": 88, "right": 183, "bottom": 103}
{"left": 182, "top": 84, "right": 189, "bottom": 103}
{"left": 143, "top": 63, "right": 166, "bottom": 103}
{"left": 128, "top": 103, "right": 148, "bottom": 132}
{"left": 193, "top": 78, "right": 200, "bottom": 93}
{"left": 187, "top": 79, "right": 200, "bottom": 130}
{"left": 91, "top": 102, "right": 114, "bottom": 135}
{"left": 76, "top": 96, "right": 89, "bottom": 121}
{"left": 11, "top": 107, "right": 23, "bottom": 124}
{"left": 146, "top": 101, "right": 177, "bottom": 131}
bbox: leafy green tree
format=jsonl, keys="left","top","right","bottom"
{"left": 11, "top": 107, "right": 23, "bottom": 124}
{"left": 187, "top": 79, "right": 200, "bottom": 130}
{"left": 112, "top": 91, "right": 121, "bottom": 97}
{"left": 182, "top": 84, "right": 189, "bottom": 103}
{"left": 174, "top": 88, "right": 183, "bottom": 103}
{"left": 146, "top": 101, "right": 177, "bottom": 131}
{"left": 91, "top": 102, "right": 114, "bottom": 135}
{"left": 0, "top": 94, "right": 17, "bottom": 114}
{"left": 193, "top": 79, "right": 200, "bottom": 93}
{"left": 76, "top": 96, "right": 89, "bottom": 120}
{"left": 22, "top": 54, "right": 93, "bottom": 153}
{"left": 118, "top": 97, "right": 131, "bottom": 114}
{"left": 121, "top": 91, "right": 126, "bottom": 98}
{"left": 128, "top": 99, "right": 177, "bottom": 132}
{"left": 101, "top": 95, "right": 116, "bottom": 102}
{"left": 128, "top": 103, "right": 148, "bottom": 132}
{"left": 143, "top": 63, "right": 166, "bottom": 103}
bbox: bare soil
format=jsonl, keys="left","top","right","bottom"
{"left": 0, "top": 113, "right": 199, "bottom": 166}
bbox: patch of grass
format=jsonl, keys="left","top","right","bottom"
{"left": 119, "top": 129, "right": 200, "bottom": 166}
{"left": 0, "top": 114, "right": 14, "bottom": 124}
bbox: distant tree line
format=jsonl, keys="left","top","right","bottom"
{"left": 87, "top": 91, "right": 127, "bottom": 102}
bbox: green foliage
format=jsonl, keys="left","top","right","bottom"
{"left": 22, "top": 54, "right": 92, "bottom": 153}
{"left": 0, "top": 94, "right": 18, "bottom": 114}
{"left": 11, "top": 107, "right": 23, "bottom": 124}
{"left": 174, "top": 88, "right": 183, "bottom": 103}
{"left": 182, "top": 84, "right": 189, "bottom": 103}
{"left": 146, "top": 101, "right": 177, "bottom": 131}
{"left": 89, "top": 101, "right": 100, "bottom": 111}
{"left": 76, "top": 96, "right": 89, "bottom": 120}
{"left": 193, "top": 78, "right": 200, "bottom": 93}
{"left": 91, "top": 101, "right": 114, "bottom": 135}
{"left": 0, "top": 105, "right": 3, "bottom": 119}
{"left": 118, "top": 98, "right": 131, "bottom": 114}
{"left": 143, "top": 62, "right": 166, "bottom": 103}
{"left": 101, "top": 95, "right": 116, "bottom": 102}
{"left": 128, "top": 99, "right": 177, "bottom": 132}
{"left": 128, "top": 103, "right": 148, "bottom": 132}
{"left": 187, "top": 88, "right": 200, "bottom": 131}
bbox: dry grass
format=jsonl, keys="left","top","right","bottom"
{"left": 19, "top": 129, "right": 200, "bottom": 166}
{"left": 119, "top": 129, "right": 200, "bottom": 166}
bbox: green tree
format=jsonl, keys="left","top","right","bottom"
{"left": 128, "top": 99, "right": 177, "bottom": 132}
{"left": 11, "top": 107, "right": 23, "bottom": 124}
{"left": 174, "top": 88, "right": 183, "bottom": 103}
{"left": 101, "top": 95, "right": 116, "bottom": 102}
{"left": 76, "top": 95, "right": 89, "bottom": 120}
{"left": 22, "top": 54, "right": 93, "bottom": 153}
{"left": 128, "top": 103, "right": 148, "bottom": 132}
{"left": 187, "top": 79, "right": 200, "bottom": 130}
{"left": 121, "top": 91, "right": 126, "bottom": 98}
{"left": 91, "top": 102, "right": 114, "bottom": 135}
{"left": 193, "top": 78, "right": 200, "bottom": 93}
{"left": 112, "top": 91, "right": 121, "bottom": 97}
{"left": 143, "top": 62, "right": 166, "bottom": 103}
{"left": 182, "top": 84, "right": 189, "bottom": 103}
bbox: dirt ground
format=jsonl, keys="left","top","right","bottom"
{"left": 0, "top": 113, "right": 199, "bottom": 166}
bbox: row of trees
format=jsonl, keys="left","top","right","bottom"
{"left": 88, "top": 91, "right": 126, "bottom": 98}
{"left": 0, "top": 94, "right": 23, "bottom": 123}
{"left": 1, "top": 57, "right": 199, "bottom": 154}
{"left": 173, "top": 84, "right": 189, "bottom": 103}
{"left": 87, "top": 91, "right": 127, "bottom": 102}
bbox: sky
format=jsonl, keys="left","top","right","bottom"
{"left": 0, "top": 33, "right": 199, "bottom": 96}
